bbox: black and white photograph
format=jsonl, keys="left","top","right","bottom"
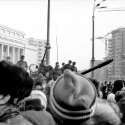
{"left": 0, "top": 0, "right": 125, "bottom": 125}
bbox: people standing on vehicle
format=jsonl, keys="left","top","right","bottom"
{"left": 51, "top": 62, "right": 62, "bottom": 81}
{"left": 17, "top": 55, "right": 28, "bottom": 71}
{"left": 61, "top": 62, "right": 65, "bottom": 73}
{"left": 71, "top": 61, "right": 77, "bottom": 72}
{"left": 64, "top": 60, "right": 72, "bottom": 70}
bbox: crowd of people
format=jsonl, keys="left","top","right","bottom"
{"left": 1, "top": 55, "right": 125, "bottom": 125}
{"left": 30, "top": 59, "right": 78, "bottom": 89}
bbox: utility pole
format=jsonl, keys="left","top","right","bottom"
{"left": 46, "top": 0, "right": 51, "bottom": 65}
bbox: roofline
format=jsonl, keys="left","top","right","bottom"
{"left": 0, "top": 24, "right": 25, "bottom": 35}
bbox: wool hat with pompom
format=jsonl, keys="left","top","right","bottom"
{"left": 31, "top": 90, "right": 47, "bottom": 110}
{"left": 49, "top": 69, "right": 97, "bottom": 121}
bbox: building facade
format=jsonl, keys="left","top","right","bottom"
{"left": 0, "top": 24, "right": 46, "bottom": 68}
{"left": 37, "top": 39, "right": 46, "bottom": 65}
{"left": 89, "top": 60, "right": 105, "bottom": 82}
{"left": 0, "top": 25, "right": 26, "bottom": 63}
{"left": 106, "top": 28, "right": 125, "bottom": 82}
{"left": 27, "top": 38, "right": 46, "bottom": 66}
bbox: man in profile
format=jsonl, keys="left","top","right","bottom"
{"left": 17, "top": 55, "right": 28, "bottom": 71}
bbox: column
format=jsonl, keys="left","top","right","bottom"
{"left": 13, "top": 47, "right": 15, "bottom": 63}
{"left": 0, "top": 44, "right": 3, "bottom": 61}
{"left": 15, "top": 48, "right": 18, "bottom": 63}
{"left": 7, "top": 45, "right": 9, "bottom": 57}
{"left": 12, "top": 47, "right": 14, "bottom": 63}
{"left": 1, "top": 44, "right": 3, "bottom": 60}
{"left": 18, "top": 48, "right": 20, "bottom": 61}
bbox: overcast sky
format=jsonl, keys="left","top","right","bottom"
{"left": 0, "top": 0, "right": 125, "bottom": 70}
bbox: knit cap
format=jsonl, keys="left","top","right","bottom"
{"left": 50, "top": 69, "right": 97, "bottom": 121}
{"left": 31, "top": 90, "right": 47, "bottom": 110}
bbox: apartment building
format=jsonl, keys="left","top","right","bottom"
{"left": 106, "top": 28, "right": 125, "bottom": 81}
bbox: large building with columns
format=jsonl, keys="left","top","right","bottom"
{"left": 0, "top": 24, "right": 46, "bottom": 67}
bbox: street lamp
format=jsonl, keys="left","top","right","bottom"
{"left": 91, "top": 0, "right": 106, "bottom": 78}
{"left": 46, "top": 0, "right": 51, "bottom": 65}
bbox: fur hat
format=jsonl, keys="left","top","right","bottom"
{"left": 50, "top": 69, "right": 97, "bottom": 121}
{"left": 93, "top": 98, "right": 121, "bottom": 125}
{"left": 31, "top": 90, "right": 47, "bottom": 110}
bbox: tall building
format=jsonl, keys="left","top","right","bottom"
{"left": 38, "top": 40, "right": 46, "bottom": 65}
{"left": 106, "top": 28, "right": 125, "bottom": 82}
{"left": 27, "top": 38, "right": 46, "bottom": 66}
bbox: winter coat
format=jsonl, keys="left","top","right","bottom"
{"left": 21, "top": 110, "right": 55, "bottom": 125}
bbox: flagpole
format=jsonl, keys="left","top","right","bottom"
{"left": 56, "top": 36, "right": 58, "bottom": 62}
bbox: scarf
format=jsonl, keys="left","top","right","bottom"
{"left": 0, "top": 104, "right": 20, "bottom": 122}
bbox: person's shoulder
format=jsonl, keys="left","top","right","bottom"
{"left": 24, "top": 61, "right": 27, "bottom": 63}
{"left": 21, "top": 110, "right": 55, "bottom": 125}
{"left": 5, "top": 115, "right": 33, "bottom": 125}
{"left": 17, "top": 60, "right": 21, "bottom": 63}
{"left": 107, "top": 93, "right": 115, "bottom": 97}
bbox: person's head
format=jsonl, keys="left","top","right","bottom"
{"left": 55, "top": 62, "right": 59, "bottom": 68}
{"left": 49, "top": 69, "right": 97, "bottom": 125}
{"left": 62, "top": 62, "right": 65, "bottom": 66}
{"left": 6, "top": 56, "right": 10, "bottom": 60}
{"left": 89, "top": 78, "right": 100, "bottom": 97}
{"left": 6, "top": 56, "right": 11, "bottom": 64}
{"left": 0, "top": 61, "right": 33, "bottom": 105}
{"left": 112, "top": 80, "right": 124, "bottom": 94}
{"left": 72, "top": 61, "right": 76, "bottom": 66}
{"left": 20, "top": 55, "right": 25, "bottom": 60}
{"left": 68, "top": 60, "right": 72, "bottom": 65}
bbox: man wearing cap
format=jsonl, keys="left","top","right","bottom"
{"left": 17, "top": 55, "right": 28, "bottom": 71}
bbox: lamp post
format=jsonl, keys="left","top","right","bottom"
{"left": 46, "top": 0, "right": 51, "bottom": 65}
{"left": 91, "top": 0, "right": 106, "bottom": 78}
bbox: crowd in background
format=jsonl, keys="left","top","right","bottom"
{"left": 1, "top": 55, "right": 125, "bottom": 125}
